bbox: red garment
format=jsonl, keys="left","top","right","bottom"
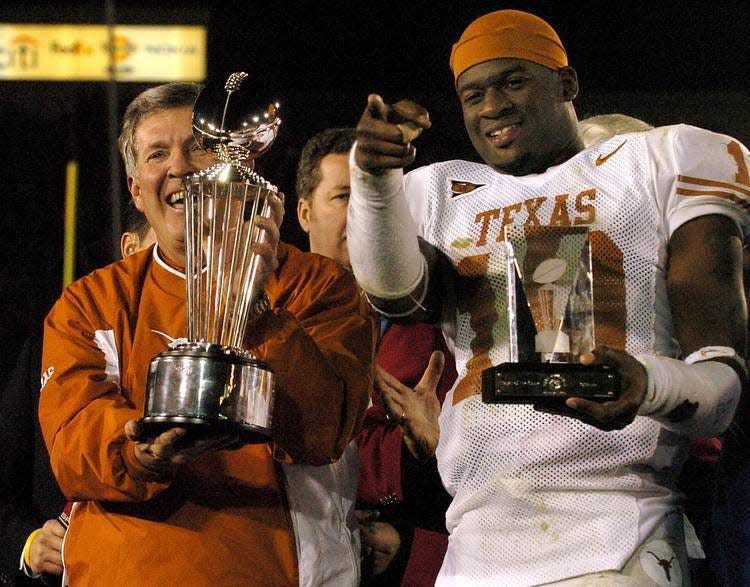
{"left": 401, "top": 529, "right": 450, "bottom": 587}
{"left": 39, "top": 243, "right": 374, "bottom": 586}
{"left": 357, "top": 322, "right": 457, "bottom": 585}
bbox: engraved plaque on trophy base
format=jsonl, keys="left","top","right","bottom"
{"left": 481, "top": 362, "right": 620, "bottom": 405}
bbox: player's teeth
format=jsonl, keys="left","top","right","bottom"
{"left": 491, "top": 126, "right": 513, "bottom": 137}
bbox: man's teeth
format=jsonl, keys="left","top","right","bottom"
{"left": 490, "top": 125, "right": 516, "bottom": 137}
{"left": 167, "top": 191, "right": 185, "bottom": 205}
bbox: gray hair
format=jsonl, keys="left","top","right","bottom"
{"left": 118, "top": 82, "right": 201, "bottom": 176}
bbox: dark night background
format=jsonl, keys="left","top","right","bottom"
{"left": 1, "top": 0, "right": 748, "bottom": 380}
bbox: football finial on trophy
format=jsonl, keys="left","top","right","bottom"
{"left": 141, "top": 72, "right": 281, "bottom": 443}
{"left": 192, "top": 71, "right": 281, "bottom": 167}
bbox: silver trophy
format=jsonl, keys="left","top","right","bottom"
{"left": 482, "top": 226, "right": 620, "bottom": 406}
{"left": 141, "top": 72, "right": 282, "bottom": 443}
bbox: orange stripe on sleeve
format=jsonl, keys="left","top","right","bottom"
{"left": 675, "top": 187, "right": 750, "bottom": 210}
{"left": 677, "top": 175, "right": 750, "bottom": 199}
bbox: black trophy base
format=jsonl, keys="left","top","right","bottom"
{"left": 481, "top": 362, "right": 621, "bottom": 406}
{"left": 137, "top": 416, "right": 231, "bottom": 450}
{"left": 235, "top": 422, "right": 274, "bottom": 445}
{"left": 137, "top": 415, "right": 272, "bottom": 446}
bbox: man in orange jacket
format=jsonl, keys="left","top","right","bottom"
{"left": 39, "top": 82, "right": 374, "bottom": 585}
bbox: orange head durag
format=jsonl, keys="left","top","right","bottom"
{"left": 449, "top": 9, "right": 568, "bottom": 83}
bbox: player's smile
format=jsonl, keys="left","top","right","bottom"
{"left": 486, "top": 122, "right": 522, "bottom": 149}
{"left": 166, "top": 189, "right": 186, "bottom": 209}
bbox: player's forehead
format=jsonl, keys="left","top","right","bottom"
{"left": 457, "top": 58, "right": 549, "bottom": 92}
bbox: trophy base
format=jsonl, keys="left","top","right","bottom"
{"left": 137, "top": 415, "right": 272, "bottom": 446}
{"left": 138, "top": 414, "right": 230, "bottom": 434}
{"left": 481, "top": 362, "right": 621, "bottom": 405}
{"left": 236, "top": 422, "right": 274, "bottom": 445}
{"left": 142, "top": 343, "right": 275, "bottom": 446}
{"left": 135, "top": 415, "right": 230, "bottom": 451}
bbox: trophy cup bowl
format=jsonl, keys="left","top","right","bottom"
{"left": 140, "top": 72, "right": 281, "bottom": 444}
{"left": 192, "top": 71, "right": 281, "bottom": 164}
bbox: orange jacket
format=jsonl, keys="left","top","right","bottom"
{"left": 39, "top": 243, "right": 374, "bottom": 586}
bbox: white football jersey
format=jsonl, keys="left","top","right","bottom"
{"left": 401, "top": 125, "right": 750, "bottom": 585}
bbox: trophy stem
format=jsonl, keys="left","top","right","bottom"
{"left": 194, "top": 184, "right": 208, "bottom": 341}
{"left": 206, "top": 193, "right": 220, "bottom": 342}
{"left": 219, "top": 181, "right": 245, "bottom": 344}
{"left": 186, "top": 181, "right": 207, "bottom": 342}
{"left": 210, "top": 182, "right": 231, "bottom": 343}
{"left": 231, "top": 183, "right": 259, "bottom": 346}
{"left": 185, "top": 179, "right": 270, "bottom": 349}
{"left": 234, "top": 254, "right": 262, "bottom": 348}
{"left": 229, "top": 185, "right": 264, "bottom": 348}
{"left": 185, "top": 181, "right": 196, "bottom": 341}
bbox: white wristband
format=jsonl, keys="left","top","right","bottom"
{"left": 346, "top": 144, "right": 424, "bottom": 300}
{"left": 636, "top": 349, "right": 743, "bottom": 437}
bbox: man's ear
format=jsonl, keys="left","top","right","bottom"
{"left": 128, "top": 176, "right": 145, "bottom": 212}
{"left": 557, "top": 66, "right": 579, "bottom": 102}
{"left": 120, "top": 231, "right": 140, "bottom": 259}
{"left": 297, "top": 198, "right": 311, "bottom": 233}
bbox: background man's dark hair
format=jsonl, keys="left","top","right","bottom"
{"left": 123, "top": 201, "right": 151, "bottom": 239}
{"left": 295, "top": 127, "right": 355, "bottom": 202}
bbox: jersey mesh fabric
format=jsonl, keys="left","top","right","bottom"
{"left": 398, "top": 125, "right": 750, "bottom": 584}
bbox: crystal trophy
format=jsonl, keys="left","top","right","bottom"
{"left": 482, "top": 226, "right": 620, "bottom": 405}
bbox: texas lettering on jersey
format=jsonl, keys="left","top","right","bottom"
{"left": 472, "top": 189, "right": 597, "bottom": 247}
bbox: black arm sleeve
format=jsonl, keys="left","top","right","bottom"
{"left": 0, "top": 338, "right": 40, "bottom": 580}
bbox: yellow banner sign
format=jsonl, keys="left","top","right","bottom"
{"left": 0, "top": 24, "right": 205, "bottom": 81}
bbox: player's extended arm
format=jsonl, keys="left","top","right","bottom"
{"left": 667, "top": 215, "right": 746, "bottom": 359}
{"left": 348, "top": 94, "right": 442, "bottom": 320}
{"left": 639, "top": 213, "right": 747, "bottom": 435}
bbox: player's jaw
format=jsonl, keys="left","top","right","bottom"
{"left": 140, "top": 184, "right": 188, "bottom": 264}
{"left": 159, "top": 184, "right": 187, "bottom": 232}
